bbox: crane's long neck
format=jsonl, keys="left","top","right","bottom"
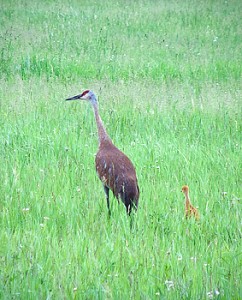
{"left": 91, "top": 100, "right": 111, "bottom": 145}
{"left": 184, "top": 191, "right": 191, "bottom": 205}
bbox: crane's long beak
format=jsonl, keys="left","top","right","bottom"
{"left": 65, "top": 94, "right": 82, "bottom": 101}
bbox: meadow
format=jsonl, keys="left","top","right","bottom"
{"left": 0, "top": 0, "right": 241, "bottom": 299}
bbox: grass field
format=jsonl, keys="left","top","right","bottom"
{"left": 0, "top": 0, "right": 241, "bottom": 299}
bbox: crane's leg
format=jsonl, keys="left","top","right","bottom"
{"left": 126, "top": 203, "right": 131, "bottom": 215}
{"left": 103, "top": 185, "right": 111, "bottom": 215}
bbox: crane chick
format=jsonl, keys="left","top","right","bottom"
{"left": 181, "top": 185, "right": 199, "bottom": 220}
{"left": 66, "top": 90, "right": 139, "bottom": 215}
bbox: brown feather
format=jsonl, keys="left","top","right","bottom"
{"left": 96, "top": 140, "right": 139, "bottom": 214}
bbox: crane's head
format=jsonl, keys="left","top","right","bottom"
{"left": 66, "top": 90, "right": 97, "bottom": 102}
{"left": 181, "top": 185, "right": 189, "bottom": 193}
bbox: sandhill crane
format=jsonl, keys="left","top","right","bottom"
{"left": 66, "top": 90, "right": 139, "bottom": 215}
{"left": 181, "top": 185, "right": 199, "bottom": 220}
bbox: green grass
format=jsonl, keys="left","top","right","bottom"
{"left": 0, "top": 0, "right": 241, "bottom": 299}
